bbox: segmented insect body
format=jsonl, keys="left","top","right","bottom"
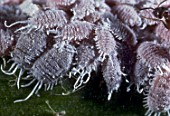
{"left": 113, "top": 23, "right": 137, "bottom": 45}
{"left": 137, "top": 41, "right": 170, "bottom": 73}
{"left": 94, "top": 27, "right": 117, "bottom": 62}
{"left": 96, "top": 0, "right": 111, "bottom": 10}
{"left": 0, "top": 29, "right": 15, "bottom": 57}
{"left": 31, "top": 44, "right": 75, "bottom": 84}
{"left": 5, "top": 8, "right": 68, "bottom": 33}
{"left": 133, "top": 59, "right": 154, "bottom": 93}
{"left": 102, "top": 53, "right": 123, "bottom": 100}
{"left": 112, "top": 4, "right": 142, "bottom": 27}
{"left": 71, "top": 43, "right": 97, "bottom": 91}
{"left": 61, "top": 20, "right": 94, "bottom": 42}
{"left": 1, "top": 30, "right": 47, "bottom": 89}
{"left": 144, "top": 72, "right": 170, "bottom": 116}
{"left": 84, "top": 11, "right": 102, "bottom": 23}
{"left": 133, "top": 59, "right": 148, "bottom": 86}
{"left": 83, "top": 1, "right": 110, "bottom": 23}
{"left": 11, "top": 30, "right": 47, "bottom": 69}
{"left": 155, "top": 23, "right": 170, "bottom": 48}
{"left": 101, "top": 12, "right": 138, "bottom": 45}
{"left": 14, "top": 43, "right": 76, "bottom": 103}
{"left": 3, "top": 0, "right": 170, "bottom": 115}
{"left": 71, "top": 0, "right": 95, "bottom": 20}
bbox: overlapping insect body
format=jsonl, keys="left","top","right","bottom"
{"left": 84, "top": 1, "right": 111, "bottom": 23}
{"left": 61, "top": 20, "right": 94, "bottom": 42}
{"left": 71, "top": 42, "right": 98, "bottom": 91}
{"left": 71, "top": 0, "right": 95, "bottom": 20}
{"left": 137, "top": 41, "right": 170, "bottom": 74}
{"left": 72, "top": 43, "right": 96, "bottom": 73}
{"left": 94, "top": 0, "right": 111, "bottom": 12}
{"left": 155, "top": 23, "right": 170, "bottom": 49}
{"left": 155, "top": 23, "right": 170, "bottom": 59}
{"left": 1, "top": 30, "right": 47, "bottom": 89}
{"left": 11, "top": 30, "right": 47, "bottom": 69}
{"left": 0, "top": 29, "right": 15, "bottom": 57}
{"left": 133, "top": 59, "right": 148, "bottom": 87}
{"left": 101, "top": 13, "right": 138, "bottom": 45}
{"left": 14, "top": 43, "right": 76, "bottom": 103}
{"left": 5, "top": 8, "right": 68, "bottom": 33}
{"left": 84, "top": 11, "right": 102, "bottom": 23}
{"left": 133, "top": 59, "right": 154, "bottom": 93}
{"left": 102, "top": 52, "right": 123, "bottom": 101}
{"left": 30, "top": 43, "right": 75, "bottom": 84}
{"left": 112, "top": 4, "right": 142, "bottom": 27}
{"left": 113, "top": 23, "right": 138, "bottom": 45}
{"left": 94, "top": 27, "right": 117, "bottom": 62}
{"left": 144, "top": 72, "right": 170, "bottom": 116}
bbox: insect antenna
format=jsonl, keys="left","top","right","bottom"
{"left": 8, "top": 63, "right": 17, "bottom": 72}
{"left": 21, "top": 79, "right": 36, "bottom": 88}
{"left": 1, "top": 57, "right": 7, "bottom": 68}
{"left": 14, "top": 25, "right": 31, "bottom": 33}
{"left": 4, "top": 20, "right": 28, "bottom": 28}
{"left": 14, "top": 81, "right": 42, "bottom": 103}
{"left": 1, "top": 64, "right": 18, "bottom": 75}
{"left": 16, "top": 68, "right": 24, "bottom": 89}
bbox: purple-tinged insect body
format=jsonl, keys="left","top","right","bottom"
{"left": 102, "top": 53, "right": 124, "bottom": 100}
{"left": 0, "top": 29, "right": 15, "bottom": 57}
{"left": 101, "top": 13, "right": 138, "bottom": 46}
{"left": 14, "top": 43, "right": 75, "bottom": 103}
{"left": 71, "top": 43, "right": 98, "bottom": 91}
{"left": 137, "top": 41, "right": 170, "bottom": 74}
{"left": 94, "top": 27, "right": 117, "bottom": 62}
{"left": 112, "top": 4, "right": 142, "bottom": 27}
{"left": 133, "top": 59, "right": 154, "bottom": 93}
{"left": 61, "top": 20, "right": 94, "bottom": 42}
{"left": 11, "top": 30, "right": 47, "bottom": 69}
{"left": 155, "top": 23, "right": 170, "bottom": 49}
{"left": 1, "top": 30, "right": 47, "bottom": 89}
{"left": 144, "top": 72, "right": 170, "bottom": 116}
{"left": 71, "top": 0, "right": 96, "bottom": 20}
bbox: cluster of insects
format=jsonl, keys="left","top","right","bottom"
{"left": 1, "top": 0, "right": 170, "bottom": 115}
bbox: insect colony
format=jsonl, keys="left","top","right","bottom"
{"left": 1, "top": 0, "right": 170, "bottom": 115}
